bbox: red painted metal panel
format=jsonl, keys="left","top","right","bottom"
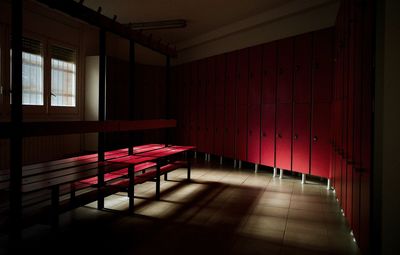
{"left": 247, "top": 104, "right": 260, "bottom": 164}
{"left": 215, "top": 54, "right": 226, "bottom": 107}
{"left": 214, "top": 105, "right": 225, "bottom": 155}
{"left": 292, "top": 103, "right": 311, "bottom": 174}
{"left": 235, "top": 106, "right": 247, "bottom": 161}
{"left": 197, "top": 60, "right": 206, "bottom": 152}
{"left": 236, "top": 49, "right": 249, "bottom": 107}
{"left": 275, "top": 103, "right": 292, "bottom": 170}
{"left": 182, "top": 64, "right": 191, "bottom": 145}
{"left": 313, "top": 28, "right": 334, "bottom": 103}
{"left": 189, "top": 62, "right": 198, "bottom": 147}
{"left": 205, "top": 57, "right": 216, "bottom": 153}
{"left": 311, "top": 103, "right": 331, "bottom": 178}
{"left": 262, "top": 42, "right": 277, "bottom": 104}
{"left": 277, "top": 38, "right": 294, "bottom": 103}
{"left": 261, "top": 104, "right": 275, "bottom": 167}
{"left": 249, "top": 45, "right": 262, "bottom": 105}
{"left": 294, "top": 33, "right": 312, "bottom": 103}
{"left": 225, "top": 52, "right": 237, "bottom": 107}
{"left": 224, "top": 52, "right": 237, "bottom": 158}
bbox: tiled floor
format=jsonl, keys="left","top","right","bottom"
{"left": 1, "top": 160, "right": 360, "bottom": 255}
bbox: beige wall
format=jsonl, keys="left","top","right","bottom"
{"left": 173, "top": 0, "right": 339, "bottom": 65}
{"left": 376, "top": 0, "right": 400, "bottom": 254}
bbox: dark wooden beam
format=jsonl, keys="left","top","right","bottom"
{"left": 165, "top": 56, "right": 171, "bottom": 146}
{"left": 9, "top": 0, "right": 23, "bottom": 243}
{"left": 98, "top": 29, "right": 106, "bottom": 163}
{"left": 0, "top": 119, "right": 177, "bottom": 138}
{"left": 34, "top": 0, "right": 177, "bottom": 57}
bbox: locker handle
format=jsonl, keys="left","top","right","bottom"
{"left": 295, "top": 65, "right": 300, "bottom": 71}
{"left": 313, "top": 136, "right": 318, "bottom": 142}
{"left": 277, "top": 133, "right": 282, "bottom": 138}
{"left": 262, "top": 132, "right": 266, "bottom": 137}
{"left": 293, "top": 134, "right": 298, "bottom": 140}
{"left": 249, "top": 130, "right": 252, "bottom": 135}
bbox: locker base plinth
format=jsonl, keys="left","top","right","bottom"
{"left": 273, "top": 168, "right": 277, "bottom": 177}
{"left": 279, "top": 169, "right": 283, "bottom": 179}
{"left": 301, "top": 174, "right": 306, "bottom": 184}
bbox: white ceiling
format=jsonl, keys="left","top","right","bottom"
{"left": 81, "top": 0, "right": 296, "bottom": 44}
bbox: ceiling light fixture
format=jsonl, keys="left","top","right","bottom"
{"left": 127, "top": 19, "right": 187, "bottom": 30}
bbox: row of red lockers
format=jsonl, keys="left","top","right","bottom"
{"left": 330, "top": 0, "right": 374, "bottom": 253}
{"left": 171, "top": 27, "right": 334, "bottom": 179}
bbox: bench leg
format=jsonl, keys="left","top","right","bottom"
{"left": 156, "top": 163, "right": 161, "bottom": 200}
{"left": 97, "top": 167, "right": 105, "bottom": 210}
{"left": 164, "top": 172, "right": 168, "bottom": 181}
{"left": 128, "top": 165, "right": 135, "bottom": 213}
{"left": 51, "top": 185, "right": 60, "bottom": 229}
{"left": 70, "top": 183, "right": 76, "bottom": 205}
{"left": 187, "top": 161, "right": 191, "bottom": 181}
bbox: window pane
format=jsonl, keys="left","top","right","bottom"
{"left": 51, "top": 57, "right": 76, "bottom": 107}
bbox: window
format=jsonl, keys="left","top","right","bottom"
{"left": 51, "top": 45, "right": 76, "bottom": 107}
{"left": 10, "top": 37, "right": 44, "bottom": 106}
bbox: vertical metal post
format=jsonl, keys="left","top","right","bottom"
{"left": 238, "top": 160, "right": 242, "bottom": 169}
{"left": 273, "top": 167, "right": 277, "bottom": 177}
{"left": 128, "top": 40, "right": 135, "bottom": 155}
{"left": 327, "top": 178, "right": 331, "bottom": 190}
{"left": 219, "top": 156, "right": 223, "bottom": 165}
{"left": 255, "top": 164, "right": 258, "bottom": 173}
{"left": 233, "top": 160, "right": 237, "bottom": 168}
{"left": 155, "top": 161, "right": 161, "bottom": 200}
{"left": 279, "top": 168, "right": 283, "bottom": 179}
{"left": 128, "top": 165, "right": 135, "bottom": 213}
{"left": 9, "top": 0, "right": 23, "bottom": 243}
{"left": 301, "top": 173, "right": 306, "bottom": 184}
{"left": 97, "top": 29, "right": 106, "bottom": 210}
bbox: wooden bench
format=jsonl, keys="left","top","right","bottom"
{"left": 0, "top": 144, "right": 167, "bottom": 231}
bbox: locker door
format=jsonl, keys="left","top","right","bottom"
{"left": 190, "top": 62, "right": 198, "bottom": 147}
{"left": 277, "top": 38, "right": 294, "bottom": 103}
{"left": 247, "top": 104, "right": 260, "bottom": 164}
{"left": 261, "top": 104, "right": 275, "bottom": 167}
{"left": 214, "top": 54, "right": 226, "bottom": 155}
{"left": 215, "top": 54, "right": 226, "bottom": 107}
{"left": 224, "top": 52, "right": 237, "bottom": 158}
{"left": 235, "top": 106, "right": 247, "bottom": 161}
{"left": 214, "top": 105, "right": 225, "bottom": 155}
{"left": 292, "top": 103, "right": 311, "bottom": 174}
{"left": 236, "top": 49, "right": 248, "bottom": 107}
{"left": 249, "top": 45, "right": 262, "bottom": 105}
{"left": 197, "top": 60, "right": 206, "bottom": 152}
{"left": 275, "top": 103, "right": 292, "bottom": 170}
{"left": 206, "top": 57, "right": 216, "bottom": 153}
{"left": 262, "top": 42, "right": 277, "bottom": 104}
{"left": 294, "top": 33, "right": 312, "bottom": 103}
{"left": 224, "top": 104, "right": 235, "bottom": 158}
{"left": 313, "top": 28, "right": 334, "bottom": 103}
{"left": 311, "top": 103, "right": 331, "bottom": 178}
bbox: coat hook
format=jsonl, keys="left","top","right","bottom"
{"left": 113, "top": 15, "right": 117, "bottom": 21}
{"left": 97, "top": 6, "right": 102, "bottom": 13}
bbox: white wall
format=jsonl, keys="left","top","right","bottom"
{"left": 173, "top": 0, "right": 339, "bottom": 65}
{"left": 376, "top": 0, "right": 400, "bottom": 254}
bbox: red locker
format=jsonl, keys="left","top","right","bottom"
{"left": 247, "top": 104, "right": 260, "bottom": 164}
{"left": 215, "top": 54, "right": 226, "bottom": 107}
{"left": 294, "top": 33, "right": 312, "bottom": 103}
{"left": 224, "top": 52, "right": 237, "bottom": 158}
{"left": 313, "top": 28, "right": 334, "bottom": 103}
{"left": 235, "top": 106, "right": 247, "bottom": 161}
{"left": 214, "top": 105, "right": 225, "bottom": 155}
{"left": 182, "top": 64, "right": 192, "bottom": 145}
{"left": 189, "top": 62, "right": 198, "bottom": 147}
{"left": 261, "top": 104, "right": 275, "bottom": 167}
{"left": 205, "top": 57, "right": 216, "bottom": 153}
{"left": 277, "top": 38, "right": 294, "bottom": 104}
{"left": 236, "top": 49, "right": 249, "bottom": 107}
{"left": 214, "top": 55, "right": 226, "bottom": 155}
{"left": 275, "top": 103, "right": 292, "bottom": 170}
{"left": 292, "top": 103, "right": 311, "bottom": 174}
{"left": 197, "top": 60, "right": 207, "bottom": 152}
{"left": 262, "top": 42, "right": 277, "bottom": 104}
{"left": 249, "top": 45, "right": 262, "bottom": 105}
{"left": 311, "top": 103, "right": 331, "bottom": 178}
